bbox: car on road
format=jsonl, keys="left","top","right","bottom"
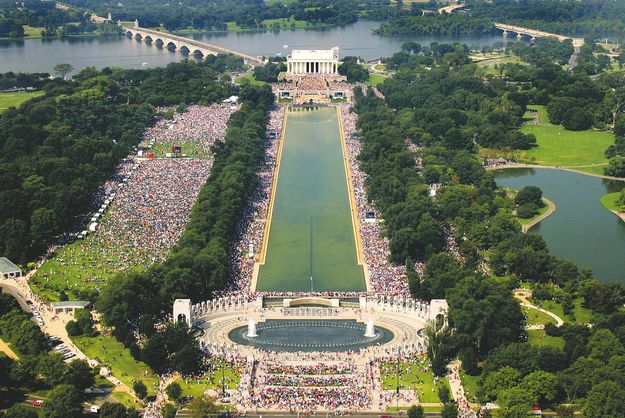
{"left": 31, "top": 400, "right": 44, "bottom": 407}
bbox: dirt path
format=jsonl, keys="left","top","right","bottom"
{"left": 0, "top": 338, "right": 19, "bottom": 360}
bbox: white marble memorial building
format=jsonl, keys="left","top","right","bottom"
{"left": 286, "top": 47, "right": 341, "bottom": 75}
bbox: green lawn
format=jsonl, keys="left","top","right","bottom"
{"left": 0, "top": 91, "right": 44, "bottom": 111}
{"left": 175, "top": 361, "right": 242, "bottom": 398}
{"left": 30, "top": 233, "right": 148, "bottom": 301}
{"left": 380, "top": 357, "right": 449, "bottom": 404}
{"left": 257, "top": 107, "right": 366, "bottom": 292}
{"left": 473, "top": 54, "right": 525, "bottom": 75}
{"left": 224, "top": 17, "right": 330, "bottom": 32}
{"left": 460, "top": 370, "right": 480, "bottom": 404}
{"left": 541, "top": 298, "right": 593, "bottom": 324}
{"left": 235, "top": 75, "right": 268, "bottom": 87}
{"left": 527, "top": 329, "right": 565, "bottom": 349}
{"left": 72, "top": 335, "right": 159, "bottom": 398}
{"left": 522, "top": 305, "right": 556, "bottom": 325}
{"left": 600, "top": 192, "right": 623, "bottom": 212}
{"left": 367, "top": 73, "right": 386, "bottom": 86}
{"left": 520, "top": 105, "right": 613, "bottom": 168}
{"left": 111, "top": 391, "right": 142, "bottom": 409}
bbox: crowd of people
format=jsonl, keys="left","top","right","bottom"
{"left": 339, "top": 102, "right": 413, "bottom": 296}
{"left": 264, "top": 362, "right": 355, "bottom": 375}
{"left": 227, "top": 106, "right": 285, "bottom": 295}
{"left": 141, "top": 104, "right": 239, "bottom": 158}
{"left": 33, "top": 103, "right": 235, "bottom": 294}
{"left": 251, "top": 386, "right": 371, "bottom": 411}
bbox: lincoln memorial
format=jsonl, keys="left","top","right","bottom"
{"left": 286, "top": 47, "right": 341, "bottom": 75}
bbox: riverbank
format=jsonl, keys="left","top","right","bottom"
{"left": 599, "top": 192, "right": 625, "bottom": 223}
{"left": 487, "top": 163, "right": 625, "bottom": 181}
{"left": 0, "top": 31, "right": 119, "bottom": 41}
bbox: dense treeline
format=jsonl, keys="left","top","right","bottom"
{"left": 96, "top": 83, "right": 274, "bottom": 374}
{"left": 0, "top": 0, "right": 101, "bottom": 38}
{"left": 376, "top": 13, "right": 495, "bottom": 36}
{"left": 0, "top": 56, "right": 242, "bottom": 265}
{"left": 466, "top": 0, "right": 625, "bottom": 37}
{"left": 62, "top": 0, "right": 389, "bottom": 32}
{"left": 357, "top": 37, "right": 625, "bottom": 414}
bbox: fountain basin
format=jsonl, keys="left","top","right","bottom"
{"left": 228, "top": 319, "right": 394, "bottom": 352}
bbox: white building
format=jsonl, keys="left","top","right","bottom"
{"left": 286, "top": 47, "right": 341, "bottom": 75}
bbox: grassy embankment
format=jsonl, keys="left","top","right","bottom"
{"left": 380, "top": 356, "right": 450, "bottom": 404}
{"left": 482, "top": 105, "right": 614, "bottom": 176}
{"left": 72, "top": 334, "right": 159, "bottom": 401}
{"left": 0, "top": 91, "right": 44, "bottom": 112}
{"left": 174, "top": 360, "right": 242, "bottom": 398}
{"left": 367, "top": 73, "right": 386, "bottom": 86}
{"left": 472, "top": 52, "right": 525, "bottom": 75}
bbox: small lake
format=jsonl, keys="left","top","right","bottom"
{"left": 0, "top": 21, "right": 505, "bottom": 74}
{"left": 494, "top": 168, "right": 625, "bottom": 284}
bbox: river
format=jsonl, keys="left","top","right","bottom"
{"left": 0, "top": 21, "right": 505, "bottom": 74}
{"left": 494, "top": 168, "right": 625, "bottom": 284}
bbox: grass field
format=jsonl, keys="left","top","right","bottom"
{"left": 224, "top": 17, "right": 330, "bottom": 32}
{"left": 541, "top": 298, "right": 593, "bottom": 324}
{"left": 521, "top": 105, "right": 613, "bottom": 168}
{"left": 472, "top": 53, "right": 524, "bottom": 75}
{"left": 235, "top": 75, "right": 268, "bottom": 86}
{"left": 175, "top": 361, "right": 242, "bottom": 398}
{"left": 380, "top": 358, "right": 449, "bottom": 403}
{"left": 522, "top": 305, "right": 556, "bottom": 325}
{"left": 257, "top": 107, "right": 366, "bottom": 292}
{"left": 72, "top": 334, "right": 159, "bottom": 398}
{"left": 526, "top": 329, "right": 565, "bottom": 349}
{"left": 600, "top": 192, "right": 623, "bottom": 212}
{"left": 367, "top": 73, "right": 387, "bottom": 86}
{"left": 0, "top": 91, "right": 44, "bottom": 111}
{"left": 30, "top": 234, "right": 147, "bottom": 301}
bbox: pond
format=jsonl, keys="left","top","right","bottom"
{"left": 0, "top": 21, "right": 506, "bottom": 74}
{"left": 494, "top": 168, "right": 625, "bottom": 284}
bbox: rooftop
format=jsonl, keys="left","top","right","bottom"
{"left": 289, "top": 47, "right": 339, "bottom": 61}
{"left": 0, "top": 257, "right": 21, "bottom": 274}
{"left": 50, "top": 301, "right": 91, "bottom": 308}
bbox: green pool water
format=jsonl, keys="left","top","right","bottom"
{"left": 257, "top": 106, "right": 365, "bottom": 292}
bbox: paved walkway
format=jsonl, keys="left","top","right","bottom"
{"left": 446, "top": 361, "right": 476, "bottom": 418}
{"left": 522, "top": 196, "right": 556, "bottom": 233}
{"left": 514, "top": 289, "right": 564, "bottom": 328}
{"left": 0, "top": 338, "right": 19, "bottom": 360}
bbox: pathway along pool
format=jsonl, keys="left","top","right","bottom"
{"left": 257, "top": 106, "right": 365, "bottom": 292}
{"left": 494, "top": 168, "right": 625, "bottom": 284}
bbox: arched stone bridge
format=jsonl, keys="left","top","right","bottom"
{"left": 495, "top": 23, "right": 585, "bottom": 47}
{"left": 124, "top": 25, "right": 262, "bottom": 64}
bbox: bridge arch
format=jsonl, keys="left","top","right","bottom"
{"left": 166, "top": 41, "right": 177, "bottom": 51}
{"left": 144, "top": 35, "right": 153, "bottom": 44}
{"left": 192, "top": 49, "right": 205, "bottom": 58}
{"left": 179, "top": 45, "right": 191, "bottom": 55}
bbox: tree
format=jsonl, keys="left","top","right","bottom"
{"left": 166, "top": 382, "right": 182, "bottom": 401}
{"left": 514, "top": 186, "right": 543, "bottom": 207}
{"left": 496, "top": 387, "right": 536, "bottom": 418}
{"left": 132, "top": 380, "right": 148, "bottom": 399}
{"left": 438, "top": 384, "right": 451, "bottom": 404}
{"left": 44, "top": 384, "right": 83, "bottom": 418}
{"left": 441, "top": 402, "right": 458, "bottom": 418}
{"left": 64, "top": 360, "right": 95, "bottom": 392}
{"left": 520, "top": 370, "right": 558, "bottom": 405}
{"left": 606, "top": 156, "right": 625, "bottom": 177}
{"left": 188, "top": 395, "right": 219, "bottom": 418}
{"left": 407, "top": 405, "right": 424, "bottom": 418}
{"left": 98, "top": 402, "right": 140, "bottom": 418}
{"left": 54, "top": 63, "right": 74, "bottom": 80}
{"left": 583, "top": 381, "right": 625, "bottom": 418}
{"left": 482, "top": 366, "right": 522, "bottom": 400}
{"left": 3, "top": 405, "right": 38, "bottom": 418}
{"left": 161, "top": 403, "right": 178, "bottom": 418}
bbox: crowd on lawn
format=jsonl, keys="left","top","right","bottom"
{"left": 141, "top": 103, "right": 239, "bottom": 157}
{"left": 35, "top": 103, "right": 234, "bottom": 293}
